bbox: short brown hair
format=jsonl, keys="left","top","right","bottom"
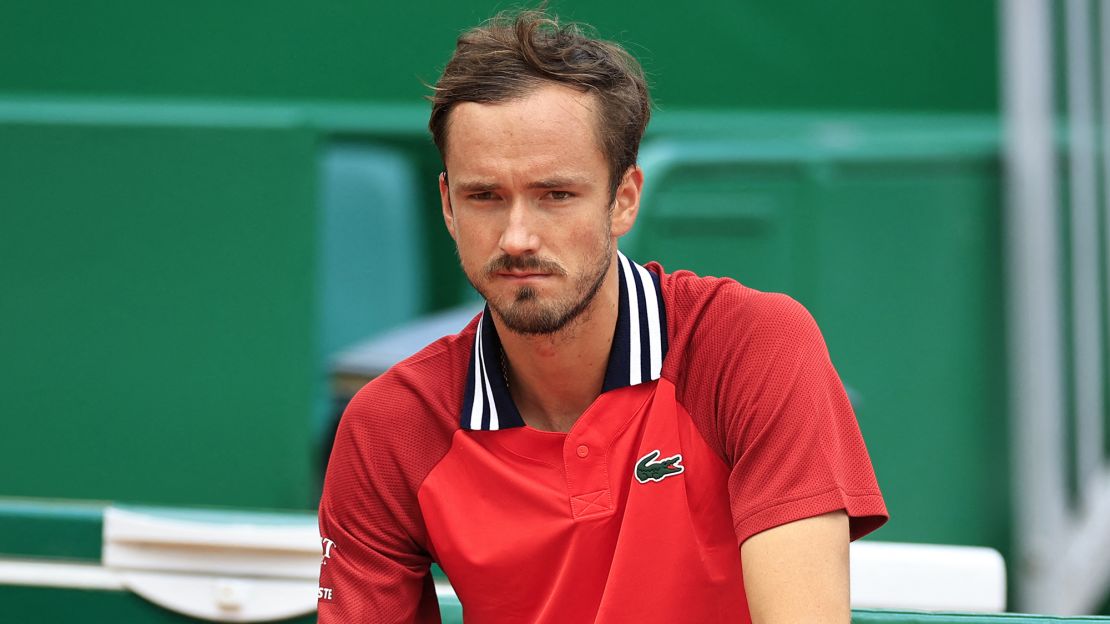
{"left": 429, "top": 9, "right": 651, "bottom": 199}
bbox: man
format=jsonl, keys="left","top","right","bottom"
{"left": 318, "top": 9, "right": 886, "bottom": 623}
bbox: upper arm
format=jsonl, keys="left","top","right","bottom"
{"left": 704, "top": 291, "right": 888, "bottom": 544}
{"left": 317, "top": 498, "right": 439, "bottom": 623}
{"left": 740, "top": 510, "right": 850, "bottom": 624}
{"left": 316, "top": 386, "right": 443, "bottom": 624}
{"left": 668, "top": 282, "right": 886, "bottom": 620}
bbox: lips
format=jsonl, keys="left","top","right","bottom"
{"left": 484, "top": 254, "right": 566, "bottom": 280}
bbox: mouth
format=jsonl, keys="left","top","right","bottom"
{"left": 484, "top": 254, "right": 566, "bottom": 284}
{"left": 495, "top": 271, "right": 551, "bottom": 281}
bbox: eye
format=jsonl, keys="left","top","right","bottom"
{"left": 468, "top": 191, "right": 498, "bottom": 201}
{"left": 547, "top": 191, "right": 573, "bottom": 201}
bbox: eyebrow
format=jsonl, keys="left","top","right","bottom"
{"left": 527, "top": 176, "right": 590, "bottom": 190}
{"left": 452, "top": 176, "right": 591, "bottom": 193}
{"left": 454, "top": 180, "right": 500, "bottom": 193}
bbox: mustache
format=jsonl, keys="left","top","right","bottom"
{"left": 485, "top": 254, "right": 567, "bottom": 276}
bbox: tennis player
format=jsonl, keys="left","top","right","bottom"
{"left": 317, "top": 9, "right": 887, "bottom": 623}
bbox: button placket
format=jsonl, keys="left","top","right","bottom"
{"left": 565, "top": 433, "right": 611, "bottom": 519}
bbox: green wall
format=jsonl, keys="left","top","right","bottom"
{"left": 627, "top": 115, "right": 1007, "bottom": 551}
{"left": 0, "top": 0, "right": 1019, "bottom": 600}
{"left": 0, "top": 113, "right": 319, "bottom": 509}
{"left": 0, "top": 1, "right": 997, "bottom": 112}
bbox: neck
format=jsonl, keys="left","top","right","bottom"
{"left": 492, "top": 258, "right": 620, "bottom": 433}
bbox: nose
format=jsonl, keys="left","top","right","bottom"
{"left": 498, "top": 201, "right": 540, "bottom": 257}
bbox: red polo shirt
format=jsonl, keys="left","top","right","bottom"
{"left": 318, "top": 254, "right": 888, "bottom": 623}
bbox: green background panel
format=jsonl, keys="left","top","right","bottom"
{"left": 629, "top": 126, "right": 1007, "bottom": 553}
{"left": 640, "top": 161, "right": 804, "bottom": 294}
{"left": 813, "top": 158, "right": 1007, "bottom": 547}
{"left": 0, "top": 120, "right": 319, "bottom": 509}
{"left": 0, "top": 0, "right": 1065, "bottom": 605}
{"left": 0, "top": 99, "right": 1032, "bottom": 605}
{"left": 0, "top": 586, "right": 319, "bottom": 624}
{"left": 0, "top": 1, "right": 996, "bottom": 112}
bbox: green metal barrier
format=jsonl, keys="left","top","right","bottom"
{"left": 0, "top": 101, "right": 441, "bottom": 512}
{"left": 0, "top": 2, "right": 996, "bottom": 113}
{"left": 0, "top": 498, "right": 103, "bottom": 562}
{"left": 0, "top": 117, "right": 320, "bottom": 509}
{"left": 629, "top": 126, "right": 1007, "bottom": 561}
{"left": 0, "top": 96, "right": 1049, "bottom": 607}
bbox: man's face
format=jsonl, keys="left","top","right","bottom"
{"left": 439, "top": 83, "right": 640, "bottom": 336}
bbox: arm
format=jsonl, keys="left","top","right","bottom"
{"left": 740, "top": 510, "right": 850, "bottom": 624}
{"left": 317, "top": 385, "right": 443, "bottom": 624}
{"left": 670, "top": 281, "right": 886, "bottom": 620}
{"left": 317, "top": 499, "right": 439, "bottom": 623}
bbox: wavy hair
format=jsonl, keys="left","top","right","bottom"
{"left": 429, "top": 9, "right": 651, "bottom": 199}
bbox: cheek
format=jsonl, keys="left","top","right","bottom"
{"left": 453, "top": 228, "right": 493, "bottom": 271}
{"left": 576, "top": 212, "right": 613, "bottom": 246}
{"left": 547, "top": 214, "right": 608, "bottom": 258}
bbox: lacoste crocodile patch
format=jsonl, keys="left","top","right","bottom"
{"left": 635, "top": 449, "right": 685, "bottom": 483}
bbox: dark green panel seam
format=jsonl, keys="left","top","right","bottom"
{"left": 0, "top": 498, "right": 107, "bottom": 562}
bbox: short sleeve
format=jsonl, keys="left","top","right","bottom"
{"left": 317, "top": 386, "right": 443, "bottom": 624}
{"left": 669, "top": 279, "right": 888, "bottom": 546}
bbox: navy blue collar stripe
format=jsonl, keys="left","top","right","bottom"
{"left": 462, "top": 333, "right": 479, "bottom": 428}
{"left": 618, "top": 254, "right": 644, "bottom": 385}
{"left": 460, "top": 253, "right": 668, "bottom": 431}
{"left": 631, "top": 262, "right": 653, "bottom": 383}
{"left": 601, "top": 264, "right": 633, "bottom": 394}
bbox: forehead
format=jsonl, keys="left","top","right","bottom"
{"left": 443, "top": 84, "right": 606, "bottom": 181}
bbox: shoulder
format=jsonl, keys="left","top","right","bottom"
{"left": 331, "top": 316, "right": 476, "bottom": 483}
{"left": 651, "top": 264, "right": 837, "bottom": 450}
{"left": 652, "top": 264, "right": 823, "bottom": 379}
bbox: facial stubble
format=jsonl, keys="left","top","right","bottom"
{"left": 468, "top": 230, "right": 613, "bottom": 337}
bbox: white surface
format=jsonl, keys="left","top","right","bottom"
{"left": 103, "top": 506, "right": 322, "bottom": 621}
{"left": 850, "top": 541, "right": 1006, "bottom": 612}
{"left": 103, "top": 507, "right": 320, "bottom": 578}
{"left": 118, "top": 570, "right": 316, "bottom": 623}
{"left": 0, "top": 559, "right": 124, "bottom": 590}
{"left": 103, "top": 507, "right": 320, "bottom": 553}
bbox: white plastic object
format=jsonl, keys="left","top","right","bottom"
{"left": 103, "top": 506, "right": 322, "bottom": 622}
{"left": 850, "top": 540, "right": 1007, "bottom": 612}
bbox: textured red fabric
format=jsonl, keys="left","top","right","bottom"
{"left": 317, "top": 328, "right": 473, "bottom": 624}
{"left": 415, "top": 380, "right": 748, "bottom": 623}
{"left": 317, "top": 263, "right": 887, "bottom": 622}
{"left": 657, "top": 266, "right": 888, "bottom": 545}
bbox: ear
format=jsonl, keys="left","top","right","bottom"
{"left": 439, "top": 171, "right": 457, "bottom": 240}
{"left": 610, "top": 165, "right": 643, "bottom": 238}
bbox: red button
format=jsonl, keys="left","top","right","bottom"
{"left": 576, "top": 445, "right": 589, "bottom": 458}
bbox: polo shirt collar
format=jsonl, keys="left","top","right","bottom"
{"left": 460, "top": 252, "right": 669, "bottom": 431}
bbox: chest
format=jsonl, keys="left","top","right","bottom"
{"left": 417, "top": 380, "right": 748, "bottom": 623}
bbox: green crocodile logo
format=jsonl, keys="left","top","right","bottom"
{"left": 635, "top": 449, "right": 685, "bottom": 483}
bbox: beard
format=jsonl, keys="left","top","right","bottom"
{"left": 465, "top": 233, "right": 613, "bottom": 336}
